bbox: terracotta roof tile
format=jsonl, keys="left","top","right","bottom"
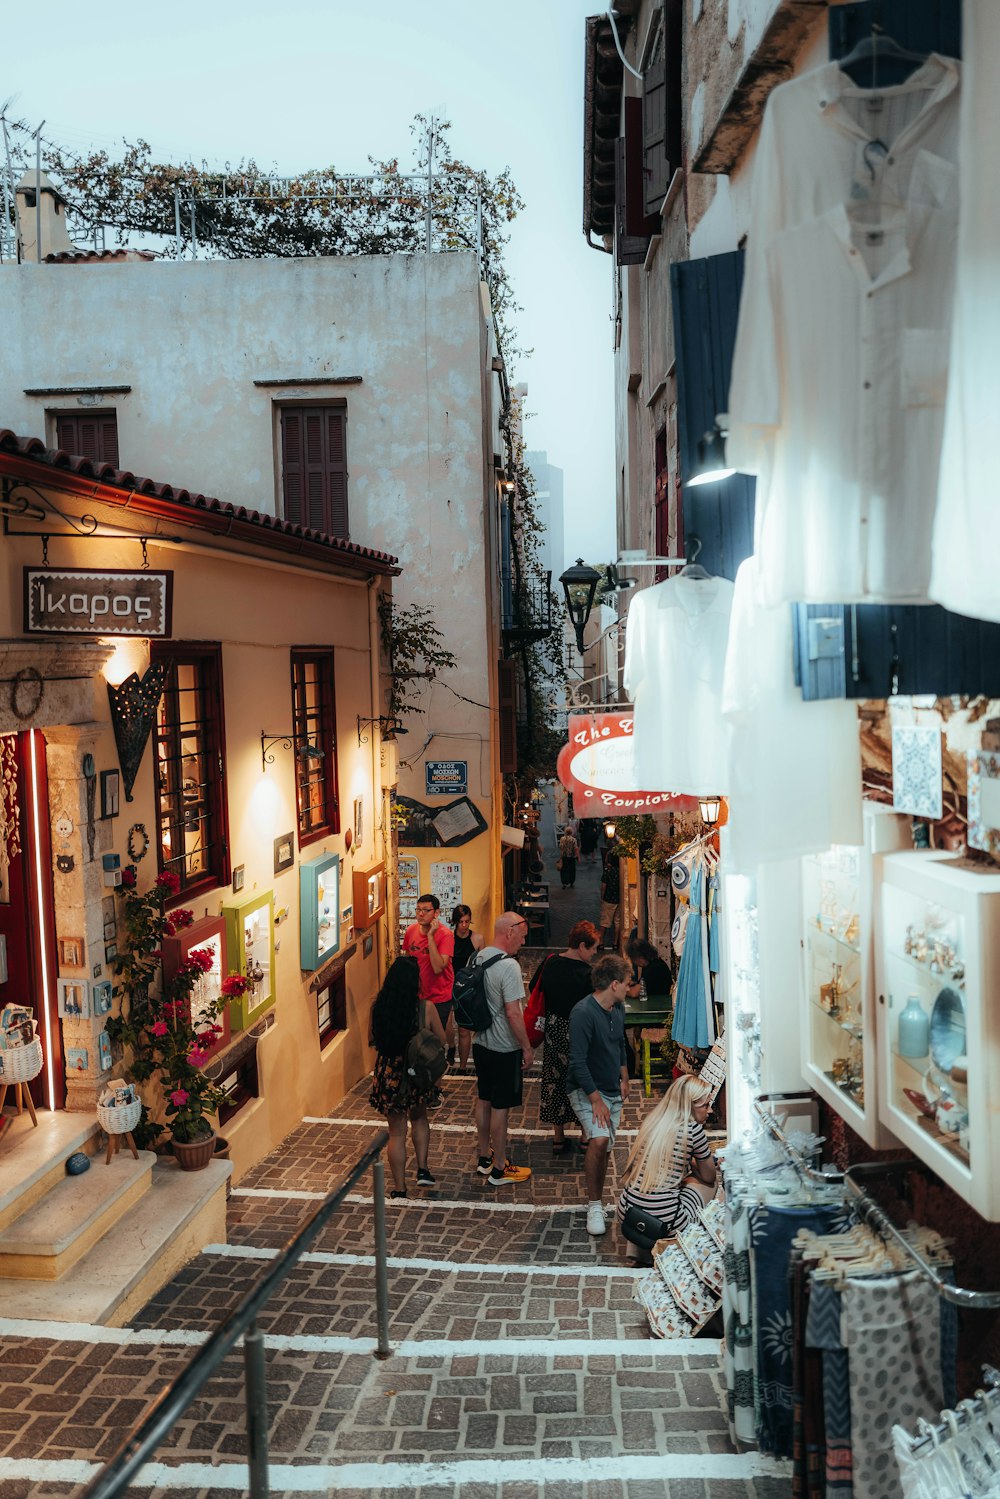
{"left": 0, "top": 430, "right": 399, "bottom": 572}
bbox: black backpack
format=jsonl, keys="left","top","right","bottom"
{"left": 399, "top": 1026, "right": 447, "bottom": 1104}
{"left": 452, "top": 952, "right": 506, "bottom": 1032}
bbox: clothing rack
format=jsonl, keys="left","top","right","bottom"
{"left": 752, "top": 1095, "right": 1000, "bottom": 1310}
{"left": 904, "top": 1364, "right": 1000, "bottom": 1458}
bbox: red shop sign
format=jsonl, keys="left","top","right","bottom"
{"left": 556, "top": 713, "right": 698, "bottom": 818}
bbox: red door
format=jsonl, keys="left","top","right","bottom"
{"left": 0, "top": 730, "right": 62, "bottom": 1110}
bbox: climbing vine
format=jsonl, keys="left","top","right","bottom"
{"left": 378, "top": 597, "right": 457, "bottom": 721}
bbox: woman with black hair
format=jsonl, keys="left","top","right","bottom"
{"left": 450, "top": 904, "right": 484, "bottom": 1072}
{"left": 370, "top": 956, "right": 446, "bottom": 1197}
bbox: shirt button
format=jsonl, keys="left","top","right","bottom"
{"left": 888, "top": 155, "right": 895, "bottom": 164}
{"left": 863, "top": 381, "right": 872, "bottom": 389}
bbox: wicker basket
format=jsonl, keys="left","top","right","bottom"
{"left": 97, "top": 1097, "right": 142, "bottom": 1135}
{"left": 1, "top": 1037, "right": 42, "bottom": 1085}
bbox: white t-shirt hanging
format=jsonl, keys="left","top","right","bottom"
{"left": 740, "top": 166, "right": 958, "bottom": 605}
{"left": 623, "top": 573, "right": 734, "bottom": 796}
{"left": 728, "top": 52, "right": 960, "bottom": 470}
{"left": 722, "top": 557, "right": 862, "bottom": 875}
{"left": 930, "top": 4, "right": 1000, "bottom": 623}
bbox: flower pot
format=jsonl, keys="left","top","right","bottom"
{"left": 171, "top": 1131, "right": 216, "bottom": 1171}
{"left": 212, "top": 1135, "right": 231, "bottom": 1161}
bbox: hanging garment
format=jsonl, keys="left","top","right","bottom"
{"left": 930, "top": 4, "right": 1000, "bottom": 622}
{"left": 731, "top": 172, "right": 958, "bottom": 605}
{"left": 728, "top": 53, "right": 961, "bottom": 480}
{"left": 708, "top": 870, "right": 721, "bottom": 976}
{"left": 623, "top": 574, "right": 734, "bottom": 795}
{"left": 790, "top": 1254, "right": 826, "bottom": 1499}
{"left": 723, "top": 1193, "right": 758, "bottom": 1447}
{"left": 806, "top": 1279, "right": 854, "bottom": 1497}
{"left": 721, "top": 556, "right": 863, "bottom": 873}
{"left": 672, "top": 859, "right": 713, "bottom": 1049}
{"left": 842, "top": 1271, "right": 945, "bottom": 1499}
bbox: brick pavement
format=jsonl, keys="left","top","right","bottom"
{"left": 0, "top": 1070, "right": 790, "bottom": 1498}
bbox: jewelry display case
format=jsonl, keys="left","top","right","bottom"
{"left": 352, "top": 860, "right": 386, "bottom": 932}
{"left": 801, "top": 807, "right": 906, "bottom": 1149}
{"left": 221, "top": 889, "right": 276, "bottom": 1031}
{"left": 299, "top": 851, "right": 340, "bottom": 970}
{"left": 875, "top": 850, "right": 1000, "bottom": 1219}
{"left": 161, "top": 913, "right": 231, "bottom": 1063}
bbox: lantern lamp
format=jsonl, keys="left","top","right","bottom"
{"left": 603, "top": 819, "right": 617, "bottom": 842}
{"left": 699, "top": 795, "right": 722, "bottom": 828}
{"left": 559, "top": 558, "right": 602, "bottom": 655}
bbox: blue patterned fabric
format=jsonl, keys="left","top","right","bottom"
{"left": 939, "top": 1266, "right": 958, "bottom": 1412}
{"left": 806, "top": 1280, "right": 853, "bottom": 1498}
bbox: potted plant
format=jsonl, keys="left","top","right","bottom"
{"left": 107, "top": 868, "right": 242, "bottom": 1167}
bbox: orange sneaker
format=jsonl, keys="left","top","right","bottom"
{"left": 487, "top": 1160, "right": 532, "bottom": 1186}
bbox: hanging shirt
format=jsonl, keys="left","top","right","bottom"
{"left": 623, "top": 574, "right": 734, "bottom": 795}
{"left": 736, "top": 171, "right": 958, "bottom": 604}
{"left": 931, "top": 6, "right": 1000, "bottom": 622}
{"left": 722, "top": 557, "right": 863, "bottom": 873}
{"left": 729, "top": 53, "right": 960, "bottom": 474}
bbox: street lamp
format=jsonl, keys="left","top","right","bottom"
{"left": 603, "top": 819, "right": 617, "bottom": 842}
{"left": 686, "top": 416, "right": 735, "bottom": 487}
{"left": 559, "top": 558, "right": 602, "bottom": 654}
{"left": 698, "top": 795, "right": 722, "bottom": 828}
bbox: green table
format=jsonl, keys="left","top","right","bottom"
{"left": 622, "top": 994, "right": 672, "bottom": 1097}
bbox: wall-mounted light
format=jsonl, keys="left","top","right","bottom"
{"left": 260, "top": 731, "right": 326, "bottom": 774}
{"left": 559, "top": 558, "right": 602, "bottom": 654}
{"left": 356, "top": 714, "right": 409, "bottom": 747}
{"left": 698, "top": 795, "right": 722, "bottom": 828}
{"left": 500, "top": 476, "right": 516, "bottom": 494}
{"left": 686, "top": 415, "right": 735, "bottom": 487}
{"left": 603, "top": 819, "right": 617, "bottom": 841}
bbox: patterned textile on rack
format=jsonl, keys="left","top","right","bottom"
{"left": 939, "top": 1266, "right": 959, "bottom": 1412}
{"left": 842, "top": 1271, "right": 944, "bottom": 1499}
{"left": 723, "top": 1192, "right": 757, "bottom": 1446}
{"left": 750, "top": 1201, "right": 849, "bottom": 1459}
{"left": 805, "top": 1278, "right": 853, "bottom": 1498}
{"left": 790, "top": 1252, "right": 826, "bottom": 1499}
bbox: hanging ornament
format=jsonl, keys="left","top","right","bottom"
{"left": 107, "top": 661, "right": 170, "bottom": 803}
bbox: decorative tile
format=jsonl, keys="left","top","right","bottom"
{"left": 968, "top": 751, "right": 1000, "bottom": 854}
{"left": 892, "top": 725, "right": 943, "bottom": 819}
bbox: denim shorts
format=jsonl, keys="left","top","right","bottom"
{"left": 568, "top": 1087, "right": 622, "bottom": 1143}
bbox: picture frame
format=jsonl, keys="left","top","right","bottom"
{"left": 352, "top": 861, "right": 386, "bottom": 931}
{"left": 92, "top": 981, "right": 113, "bottom": 1017}
{"left": 232, "top": 864, "right": 245, "bottom": 894}
{"left": 57, "top": 978, "right": 90, "bottom": 1020}
{"left": 353, "top": 795, "right": 364, "bottom": 850}
{"left": 363, "top": 932, "right": 374, "bottom": 959}
{"left": 100, "top": 769, "right": 120, "bottom": 820}
{"left": 66, "top": 1046, "right": 90, "bottom": 1073}
{"left": 221, "top": 889, "right": 276, "bottom": 1031}
{"left": 104, "top": 941, "right": 118, "bottom": 964}
{"left": 968, "top": 751, "right": 1000, "bottom": 855}
{"left": 98, "top": 1030, "right": 112, "bottom": 1072}
{"left": 273, "top": 832, "right": 295, "bottom": 876}
{"left": 58, "top": 936, "right": 85, "bottom": 972}
{"left": 299, "top": 851, "right": 341, "bottom": 971}
{"left": 162, "top": 913, "right": 231, "bottom": 1062}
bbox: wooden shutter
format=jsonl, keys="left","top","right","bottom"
{"left": 280, "top": 406, "right": 349, "bottom": 537}
{"left": 55, "top": 412, "right": 119, "bottom": 467}
{"left": 642, "top": 57, "right": 668, "bottom": 215}
{"left": 624, "top": 98, "right": 659, "bottom": 239}
{"left": 498, "top": 658, "right": 518, "bottom": 774}
{"left": 615, "top": 137, "right": 651, "bottom": 266}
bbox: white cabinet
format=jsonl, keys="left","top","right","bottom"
{"left": 801, "top": 808, "right": 906, "bottom": 1149}
{"left": 875, "top": 850, "right": 1000, "bottom": 1220}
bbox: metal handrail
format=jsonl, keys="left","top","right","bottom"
{"left": 81, "top": 1128, "right": 391, "bottom": 1499}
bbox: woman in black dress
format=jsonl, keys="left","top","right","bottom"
{"left": 538, "top": 919, "right": 601, "bottom": 1151}
{"left": 370, "top": 957, "right": 446, "bottom": 1197}
{"left": 450, "top": 904, "right": 484, "bottom": 1071}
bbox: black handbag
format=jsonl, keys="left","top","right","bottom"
{"left": 620, "top": 1203, "right": 673, "bottom": 1252}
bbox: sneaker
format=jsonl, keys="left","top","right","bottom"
{"left": 389, "top": 1190, "right": 407, "bottom": 1200}
{"left": 446, "top": 1046, "right": 456, "bottom": 1066}
{"left": 427, "top": 1088, "right": 444, "bottom": 1111}
{"left": 488, "top": 1161, "right": 532, "bottom": 1186}
{"left": 586, "top": 1204, "right": 607, "bottom": 1236}
{"left": 416, "top": 1167, "right": 436, "bottom": 1186}
{"left": 475, "top": 1154, "right": 494, "bottom": 1176}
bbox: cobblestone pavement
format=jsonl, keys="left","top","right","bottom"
{"left": 0, "top": 1071, "right": 790, "bottom": 1498}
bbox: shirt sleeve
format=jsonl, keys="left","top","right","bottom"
{"left": 568, "top": 1004, "right": 597, "bottom": 1095}
{"left": 499, "top": 958, "right": 525, "bottom": 1007}
{"left": 622, "top": 591, "right": 645, "bottom": 700}
{"left": 688, "top": 1121, "right": 712, "bottom": 1163}
{"left": 436, "top": 927, "right": 455, "bottom": 961}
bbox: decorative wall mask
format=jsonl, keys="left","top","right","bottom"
{"left": 107, "top": 661, "right": 170, "bottom": 803}
{"left": 892, "top": 725, "right": 943, "bottom": 819}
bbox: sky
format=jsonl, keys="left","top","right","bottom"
{"left": 2, "top": 0, "right": 617, "bottom": 572}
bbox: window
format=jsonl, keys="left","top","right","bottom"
{"left": 151, "top": 643, "right": 230, "bottom": 897}
{"left": 291, "top": 649, "right": 339, "bottom": 845}
{"left": 280, "top": 406, "right": 348, "bottom": 537}
{"left": 53, "top": 411, "right": 120, "bottom": 466}
{"left": 316, "top": 972, "right": 347, "bottom": 1049}
{"left": 218, "top": 1049, "right": 260, "bottom": 1126}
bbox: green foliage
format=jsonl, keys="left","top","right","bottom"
{"left": 610, "top": 815, "right": 658, "bottom": 858}
{"left": 378, "top": 597, "right": 457, "bottom": 721}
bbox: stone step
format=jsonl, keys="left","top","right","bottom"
{"left": 0, "top": 1147, "right": 155, "bottom": 1279}
{"left": 0, "top": 1108, "right": 102, "bottom": 1233}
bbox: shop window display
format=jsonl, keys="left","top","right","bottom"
{"left": 221, "top": 890, "right": 276, "bottom": 1032}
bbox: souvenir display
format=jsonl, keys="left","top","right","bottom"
{"left": 633, "top": 1272, "right": 694, "bottom": 1340}
{"left": 892, "top": 725, "right": 944, "bottom": 820}
{"left": 161, "top": 914, "right": 231, "bottom": 1064}
{"left": 298, "top": 852, "right": 340, "bottom": 971}
{"left": 654, "top": 1243, "right": 720, "bottom": 1327}
{"left": 352, "top": 860, "right": 386, "bottom": 932}
{"left": 677, "top": 1220, "right": 725, "bottom": 1296}
{"left": 222, "top": 889, "right": 276, "bottom": 1031}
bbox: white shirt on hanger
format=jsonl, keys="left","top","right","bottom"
{"left": 728, "top": 53, "right": 960, "bottom": 479}
{"left": 721, "top": 557, "right": 862, "bottom": 875}
{"left": 930, "top": 3, "right": 999, "bottom": 623}
{"left": 623, "top": 573, "right": 734, "bottom": 795}
{"left": 738, "top": 164, "right": 957, "bottom": 605}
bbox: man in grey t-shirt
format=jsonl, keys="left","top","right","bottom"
{"left": 567, "top": 953, "right": 631, "bottom": 1236}
{"left": 472, "top": 912, "right": 534, "bottom": 1187}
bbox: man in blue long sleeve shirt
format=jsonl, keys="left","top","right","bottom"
{"left": 567, "top": 953, "right": 631, "bottom": 1237}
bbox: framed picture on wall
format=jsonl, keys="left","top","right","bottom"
{"left": 57, "top": 978, "right": 90, "bottom": 1020}
{"left": 221, "top": 890, "right": 276, "bottom": 1032}
{"left": 162, "top": 913, "right": 231, "bottom": 1063}
{"left": 100, "top": 770, "right": 120, "bottom": 820}
{"left": 299, "top": 851, "right": 341, "bottom": 971}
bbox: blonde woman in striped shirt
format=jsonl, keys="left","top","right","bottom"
{"left": 616, "top": 1075, "right": 717, "bottom": 1262}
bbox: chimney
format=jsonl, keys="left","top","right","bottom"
{"left": 15, "top": 170, "right": 77, "bottom": 262}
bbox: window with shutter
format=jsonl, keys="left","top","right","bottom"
{"left": 290, "top": 648, "right": 339, "bottom": 845}
{"left": 642, "top": 0, "right": 683, "bottom": 216}
{"left": 54, "top": 411, "right": 120, "bottom": 467}
{"left": 280, "top": 405, "right": 349, "bottom": 538}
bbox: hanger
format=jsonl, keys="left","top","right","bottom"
{"left": 677, "top": 533, "right": 711, "bottom": 582}
{"left": 838, "top": 20, "right": 929, "bottom": 91}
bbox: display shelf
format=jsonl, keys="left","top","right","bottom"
{"left": 876, "top": 850, "right": 1000, "bottom": 1218}
{"left": 800, "top": 807, "right": 908, "bottom": 1150}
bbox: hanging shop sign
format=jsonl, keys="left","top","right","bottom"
{"left": 425, "top": 760, "right": 468, "bottom": 796}
{"left": 23, "top": 569, "right": 173, "bottom": 637}
{"left": 557, "top": 712, "right": 699, "bottom": 818}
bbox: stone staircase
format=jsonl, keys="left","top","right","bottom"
{"left": 0, "top": 1106, "right": 230, "bottom": 1325}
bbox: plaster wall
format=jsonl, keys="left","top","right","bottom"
{"left": 0, "top": 513, "right": 386, "bottom": 1177}
{"left": 0, "top": 249, "right": 503, "bottom": 938}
